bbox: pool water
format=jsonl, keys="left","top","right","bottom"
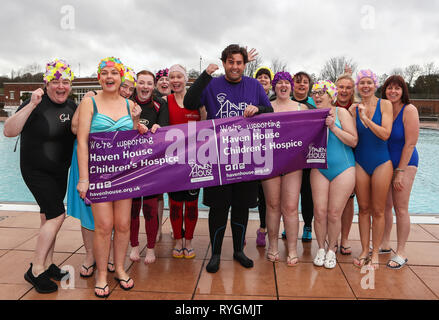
{"left": 0, "top": 122, "right": 438, "bottom": 214}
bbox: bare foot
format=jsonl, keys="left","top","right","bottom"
{"left": 144, "top": 248, "right": 156, "bottom": 264}
{"left": 129, "top": 246, "right": 140, "bottom": 262}
{"left": 156, "top": 231, "right": 162, "bottom": 243}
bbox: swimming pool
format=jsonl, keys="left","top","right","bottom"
{"left": 0, "top": 122, "right": 438, "bottom": 214}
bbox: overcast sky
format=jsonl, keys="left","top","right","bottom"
{"left": 1, "top": 0, "right": 438, "bottom": 79}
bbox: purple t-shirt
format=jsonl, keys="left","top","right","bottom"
{"left": 200, "top": 76, "right": 272, "bottom": 120}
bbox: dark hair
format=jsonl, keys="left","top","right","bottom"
{"left": 293, "top": 71, "right": 313, "bottom": 94}
{"left": 220, "top": 44, "right": 248, "bottom": 64}
{"left": 255, "top": 68, "right": 272, "bottom": 81}
{"left": 381, "top": 75, "right": 410, "bottom": 105}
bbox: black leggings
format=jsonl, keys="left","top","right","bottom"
{"left": 257, "top": 182, "right": 266, "bottom": 229}
{"left": 300, "top": 169, "right": 314, "bottom": 228}
{"left": 208, "top": 204, "right": 249, "bottom": 255}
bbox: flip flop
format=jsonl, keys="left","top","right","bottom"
{"left": 94, "top": 284, "right": 109, "bottom": 298}
{"left": 387, "top": 255, "right": 408, "bottom": 270}
{"left": 353, "top": 256, "right": 369, "bottom": 268}
{"left": 172, "top": 248, "right": 184, "bottom": 258}
{"left": 287, "top": 255, "right": 299, "bottom": 267}
{"left": 80, "top": 262, "right": 96, "bottom": 278}
{"left": 379, "top": 248, "right": 392, "bottom": 254}
{"left": 107, "top": 262, "right": 115, "bottom": 273}
{"left": 183, "top": 248, "right": 196, "bottom": 259}
{"left": 114, "top": 277, "right": 134, "bottom": 291}
{"left": 267, "top": 251, "right": 279, "bottom": 262}
{"left": 340, "top": 245, "right": 352, "bottom": 255}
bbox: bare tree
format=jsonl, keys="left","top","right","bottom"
{"left": 390, "top": 68, "right": 404, "bottom": 76}
{"left": 270, "top": 58, "right": 288, "bottom": 74}
{"left": 319, "top": 56, "right": 358, "bottom": 82}
{"left": 378, "top": 73, "right": 389, "bottom": 87}
{"left": 22, "top": 63, "right": 43, "bottom": 75}
{"left": 244, "top": 55, "right": 263, "bottom": 77}
{"left": 423, "top": 62, "right": 437, "bottom": 76}
{"left": 404, "top": 64, "right": 422, "bottom": 87}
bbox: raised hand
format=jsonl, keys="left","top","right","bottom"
{"left": 30, "top": 88, "right": 44, "bottom": 106}
{"left": 246, "top": 47, "right": 259, "bottom": 63}
{"left": 132, "top": 103, "right": 141, "bottom": 119}
{"left": 344, "top": 65, "right": 353, "bottom": 75}
{"left": 206, "top": 64, "right": 219, "bottom": 75}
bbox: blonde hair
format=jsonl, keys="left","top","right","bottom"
{"left": 335, "top": 73, "right": 359, "bottom": 103}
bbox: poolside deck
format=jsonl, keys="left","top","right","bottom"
{"left": 0, "top": 209, "right": 438, "bottom": 301}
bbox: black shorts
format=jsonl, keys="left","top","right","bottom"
{"left": 168, "top": 189, "right": 200, "bottom": 202}
{"left": 203, "top": 181, "right": 258, "bottom": 209}
{"left": 20, "top": 166, "right": 67, "bottom": 220}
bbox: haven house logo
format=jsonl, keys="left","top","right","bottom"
{"left": 306, "top": 143, "right": 326, "bottom": 164}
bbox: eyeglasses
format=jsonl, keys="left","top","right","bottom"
{"left": 310, "top": 90, "right": 326, "bottom": 96}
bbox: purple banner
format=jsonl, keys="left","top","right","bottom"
{"left": 86, "top": 109, "right": 329, "bottom": 203}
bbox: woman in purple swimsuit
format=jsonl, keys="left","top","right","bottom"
{"left": 349, "top": 70, "right": 393, "bottom": 270}
{"left": 380, "top": 75, "right": 419, "bottom": 269}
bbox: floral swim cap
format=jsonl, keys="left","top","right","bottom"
{"left": 312, "top": 80, "right": 338, "bottom": 103}
{"left": 43, "top": 59, "right": 74, "bottom": 83}
{"left": 355, "top": 69, "right": 378, "bottom": 86}
{"left": 124, "top": 66, "right": 137, "bottom": 85}
{"left": 155, "top": 68, "right": 169, "bottom": 82}
{"left": 97, "top": 57, "right": 125, "bottom": 82}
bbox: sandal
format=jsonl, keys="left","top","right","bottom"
{"left": 172, "top": 248, "right": 184, "bottom": 259}
{"left": 287, "top": 255, "right": 299, "bottom": 267}
{"left": 107, "top": 262, "right": 115, "bottom": 273}
{"left": 340, "top": 245, "right": 352, "bottom": 255}
{"left": 80, "top": 262, "right": 96, "bottom": 278}
{"left": 266, "top": 251, "right": 279, "bottom": 262}
{"left": 114, "top": 277, "right": 134, "bottom": 291}
{"left": 183, "top": 248, "right": 196, "bottom": 259}
{"left": 324, "top": 250, "right": 337, "bottom": 269}
{"left": 313, "top": 248, "right": 326, "bottom": 267}
{"left": 379, "top": 248, "right": 392, "bottom": 254}
{"left": 387, "top": 255, "right": 408, "bottom": 270}
{"left": 94, "top": 284, "right": 109, "bottom": 298}
{"left": 353, "top": 256, "right": 370, "bottom": 268}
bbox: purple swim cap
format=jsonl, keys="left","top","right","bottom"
{"left": 272, "top": 71, "right": 294, "bottom": 90}
{"left": 356, "top": 69, "right": 378, "bottom": 86}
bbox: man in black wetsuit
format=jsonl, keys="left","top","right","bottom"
{"left": 183, "top": 44, "right": 273, "bottom": 273}
{"left": 3, "top": 59, "right": 77, "bottom": 293}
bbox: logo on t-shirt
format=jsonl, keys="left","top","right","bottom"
{"left": 215, "top": 93, "right": 248, "bottom": 118}
{"left": 59, "top": 113, "right": 70, "bottom": 123}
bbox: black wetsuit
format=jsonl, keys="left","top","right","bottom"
{"left": 135, "top": 93, "right": 169, "bottom": 129}
{"left": 18, "top": 94, "right": 77, "bottom": 219}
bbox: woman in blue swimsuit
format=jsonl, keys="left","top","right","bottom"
{"left": 310, "top": 80, "right": 357, "bottom": 269}
{"left": 349, "top": 70, "right": 393, "bottom": 270}
{"left": 68, "top": 66, "right": 138, "bottom": 277}
{"left": 76, "top": 57, "right": 140, "bottom": 298}
{"left": 380, "top": 75, "right": 419, "bottom": 269}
